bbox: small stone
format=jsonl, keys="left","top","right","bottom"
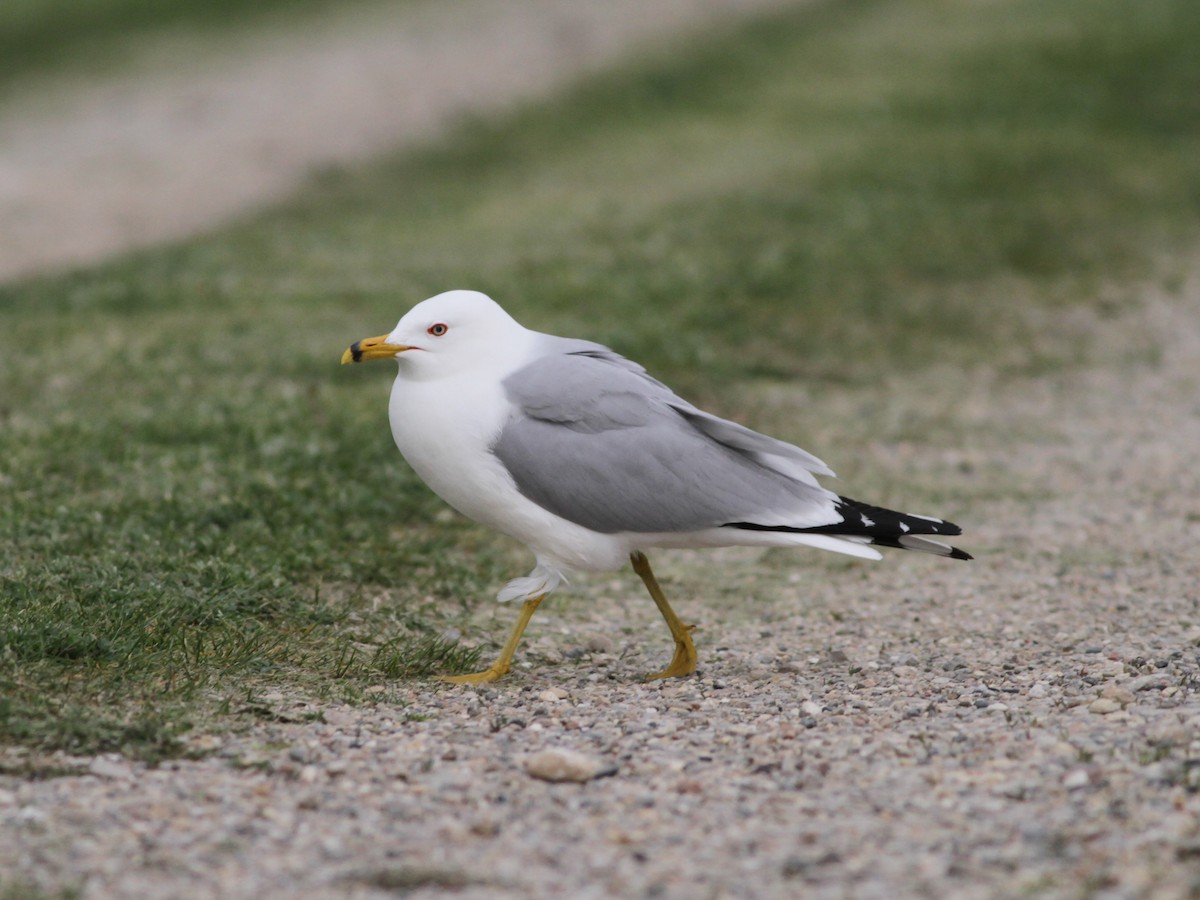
{"left": 469, "top": 818, "right": 501, "bottom": 838}
{"left": 299, "top": 765, "right": 320, "bottom": 783}
{"left": 781, "top": 851, "right": 840, "bottom": 877}
{"left": 537, "top": 689, "right": 565, "bottom": 703}
{"left": 999, "top": 781, "right": 1028, "bottom": 799}
{"left": 88, "top": 756, "right": 134, "bottom": 780}
{"left": 1063, "top": 769, "right": 1091, "bottom": 789}
{"left": 14, "top": 806, "right": 47, "bottom": 829}
{"left": 585, "top": 635, "right": 615, "bottom": 654}
{"left": 1100, "top": 684, "right": 1135, "bottom": 705}
{"left": 524, "top": 748, "right": 617, "bottom": 783}
{"left": 1028, "top": 683, "right": 1049, "bottom": 698}
{"left": 1127, "top": 674, "right": 1171, "bottom": 692}
{"left": 800, "top": 700, "right": 822, "bottom": 717}
{"left": 828, "top": 649, "right": 850, "bottom": 665}
{"left": 1176, "top": 840, "right": 1200, "bottom": 861}
{"left": 1088, "top": 698, "right": 1121, "bottom": 715}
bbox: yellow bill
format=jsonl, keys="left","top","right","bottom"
{"left": 341, "top": 334, "right": 410, "bottom": 365}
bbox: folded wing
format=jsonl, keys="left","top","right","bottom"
{"left": 491, "top": 337, "right": 971, "bottom": 560}
{"left": 491, "top": 340, "right": 841, "bottom": 535}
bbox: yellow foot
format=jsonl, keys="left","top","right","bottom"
{"left": 438, "top": 664, "right": 509, "bottom": 686}
{"left": 645, "top": 626, "right": 698, "bottom": 681}
{"left": 436, "top": 595, "right": 544, "bottom": 686}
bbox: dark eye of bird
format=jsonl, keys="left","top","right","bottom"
{"left": 428, "top": 323, "right": 448, "bottom": 336}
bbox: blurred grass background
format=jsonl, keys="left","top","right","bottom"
{"left": 0, "top": 0, "right": 385, "bottom": 91}
{"left": 2, "top": 0, "right": 1198, "bottom": 762}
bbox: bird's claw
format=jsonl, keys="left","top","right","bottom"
{"left": 438, "top": 665, "right": 509, "bottom": 686}
{"left": 644, "top": 631, "right": 698, "bottom": 681}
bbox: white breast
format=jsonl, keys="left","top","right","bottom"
{"left": 386, "top": 368, "right": 630, "bottom": 573}
{"left": 388, "top": 371, "right": 514, "bottom": 526}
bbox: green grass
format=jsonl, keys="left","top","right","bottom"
{"left": 0, "top": 0, "right": 392, "bottom": 93}
{"left": 2, "top": 0, "right": 1199, "bottom": 760}
{"left": 0, "top": 882, "right": 81, "bottom": 900}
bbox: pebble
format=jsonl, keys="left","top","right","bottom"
{"left": 14, "top": 806, "right": 47, "bottom": 829}
{"left": 523, "top": 748, "right": 617, "bottom": 783}
{"left": 1088, "top": 698, "right": 1122, "bottom": 715}
{"left": 585, "top": 635, "right": 615, "bottom": 654}
{"left": 298, "top": 765, "right": 320, "bottom": 784}
{"left": 1100, "top": 684, "right": 1135, "bottom": 705}
{"left": 88, "top": 757, "right": 135, "bottom": 781}
{"left": 1063, "top": 769, "right": 1092, "bottom": 789}
{"left": 1127, "top": 674, "right": 1171, "bottom": 692}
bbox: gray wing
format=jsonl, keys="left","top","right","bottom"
{"left": 491, "top": 338, "right": 837, "bottom": 535}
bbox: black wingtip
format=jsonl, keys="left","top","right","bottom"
{"left": 726, "top": 495, "right": 974, "bottom": 560}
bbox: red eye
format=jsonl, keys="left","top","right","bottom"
{"left": 427, "top": 323, "right": 448, "bottom": 337}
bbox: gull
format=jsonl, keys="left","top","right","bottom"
{"left": 342, "top": 290, "right": 971, "bottom": 684}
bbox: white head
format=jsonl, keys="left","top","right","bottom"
{"left": 341, "top": 290, "right": 531, "bottom": 379}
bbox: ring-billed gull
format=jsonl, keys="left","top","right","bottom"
{"left": 342, "top": 290, "right": 971, "bottom": 684}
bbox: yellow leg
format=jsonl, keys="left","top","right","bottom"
{"left": 631, "top": 552, "right": 698, "bottom": 680}
{"left": 439, "top": 595, "right": 545, "bottom": 685}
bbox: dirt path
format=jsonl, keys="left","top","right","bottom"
{"left": 0, "top": 0, "right": 794, "bottom": 283}
{"left": 3, "top": 276, "right": 1198, "bottom": 897}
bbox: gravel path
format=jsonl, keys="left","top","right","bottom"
{"left": 3, "top": 280, "right": 1198, "bottom": 898}
{"left": 0, "top": 0, "right": 795, "bottom": 282}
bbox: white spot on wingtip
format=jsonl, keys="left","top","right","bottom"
{"left": 899, "top": 522, "right": 910, "bottom": 533}
{"left": 859, "top": 513, "right": 875, "bottom": 528}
